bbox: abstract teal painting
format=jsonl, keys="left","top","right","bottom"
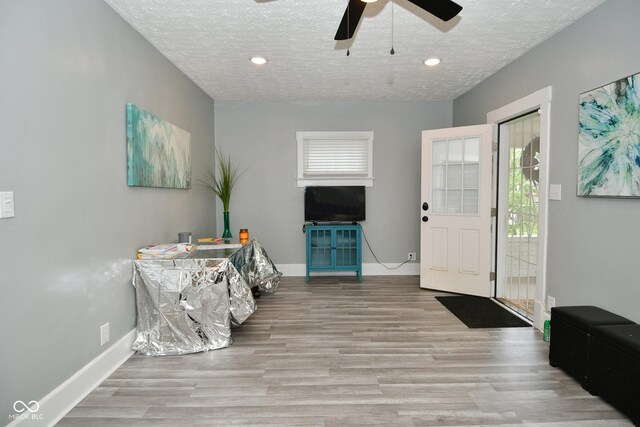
{"left": 578, "top": 73, "right": 640, "bottom": 197}
{"left": 126, "top": 103, "right": 191, "bottom": 189}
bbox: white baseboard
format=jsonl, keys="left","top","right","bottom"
{"left": 277, "top": 264, "right": 307, "bottom": 276}
{"left": 534, "top": 299, "right": 547, "bottom": 331}
{"left": 278, "top": 262, "right": 420, "bottom": 278}
{"left": 7, "top": 329, "right": 136, "bottom": 427}
{"left": 363, "top": 262, "right": 420, "bottom": 276}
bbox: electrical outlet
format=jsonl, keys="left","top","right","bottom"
{"left": 408, "top": 252, "right": 416, "bottom": 261}
{"left": 100, "top": 322, "right": 110, "bottom": 346}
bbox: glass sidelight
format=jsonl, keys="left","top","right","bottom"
{"left": 497, "top": 111, "right": 540, "bottom": 318}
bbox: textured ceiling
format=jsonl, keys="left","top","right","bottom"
{"left": 104, "top": 0, "right": 606, "bottom": 101}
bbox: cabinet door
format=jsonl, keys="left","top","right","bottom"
{"left": 309, "top": 228, "right": 333, "bottom": 268}
{"left": 335, "top": 227, "right": 359, "bottom": 268}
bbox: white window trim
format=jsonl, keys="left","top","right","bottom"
{"left": 296, "top": 131, "right": 374, "bottom": 187}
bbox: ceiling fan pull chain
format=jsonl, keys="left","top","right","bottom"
{"left": 390, "top": 0, "right": 395, "bottom": 55}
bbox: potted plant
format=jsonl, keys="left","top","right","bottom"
{"left": 199, "top": 149, "right": 244, "bottom": 240}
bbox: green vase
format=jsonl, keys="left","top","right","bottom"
{"left": 222, "top": 211, "right": 232, "bottom": 240}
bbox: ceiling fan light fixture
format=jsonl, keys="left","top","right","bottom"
{"left": 250, "top": 56, "right": 267, "bottom": 65}
{"left": 424, "top": 57, "right": 441, "bottom": 67}
{"left": 362, "top": 0, "right": 378, "bottom": 3}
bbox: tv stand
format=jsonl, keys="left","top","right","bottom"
{"left": 305, "top": 223, "right": 362, "bottom": 282}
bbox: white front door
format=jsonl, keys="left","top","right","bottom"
{"left": 420, "top": 124, "right": 495, "bottom": 297}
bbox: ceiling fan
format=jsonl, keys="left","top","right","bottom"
{"left": 334, "top": 0, "right": 463, "bottom": 40}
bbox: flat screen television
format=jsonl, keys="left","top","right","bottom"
{"left": 304, "top": 186, "right": 365, "bottom": 223}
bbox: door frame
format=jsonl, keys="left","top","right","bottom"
{"left": 487, "top": 86, "right": 552, "bottom": 331}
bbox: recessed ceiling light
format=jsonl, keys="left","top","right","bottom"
{"left": 250, "top": 56, "right": 267, "bottom": 65}
{"left": 424, "top": 57, "right": 441, "bottom": 67}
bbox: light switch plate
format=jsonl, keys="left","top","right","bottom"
{"left": 0, "top": 192, "right": 15, "bottom": 218}
{"left": 100, "top": 323, "right": 110, "bottom": 346}
{"left": 549, "top": 184, "right": 562, "bottom": 201}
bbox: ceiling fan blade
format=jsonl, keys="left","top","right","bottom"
{"left": 334, "top": 0, "right": 367, "bottom": 40}
{"left": 405, "top": 0, "right": 462, "bottom": 22}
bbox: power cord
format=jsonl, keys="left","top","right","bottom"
{"left": 361, "top": 226, "right": 411, "bottom": 270}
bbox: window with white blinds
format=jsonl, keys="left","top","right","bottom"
{"left": 296, "top": 131, "right": 374, "bottom": 187}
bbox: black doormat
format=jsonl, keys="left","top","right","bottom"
{"left": 435, "top": 295, "right": 531, "bottom": 328}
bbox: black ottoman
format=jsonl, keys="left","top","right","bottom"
{"left": 549, "top": 306, "right": 633, "bottom": 388}
{"left": 589, "top": 324, "right": 640, "bottom": 425}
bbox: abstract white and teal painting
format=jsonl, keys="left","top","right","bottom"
{"left": 126, "top": 103, "right": 191, "bottom": 189}
{"left": 578, "top": 73, "right": 640, "bottom": 197}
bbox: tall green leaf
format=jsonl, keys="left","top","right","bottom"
{"left": 198, "top": 149, "right": 244, "bottom": 212}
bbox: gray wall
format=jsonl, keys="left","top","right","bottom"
{"left": 214, "top": 101, "right": 452, "bottom": 265}
{"left": 453, "top": 0, "right": 640, "bottom": 322}
{"left": 0, "top": 0, "right": 215, "bottom": 420}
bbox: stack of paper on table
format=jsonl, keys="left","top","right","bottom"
{"left": 197, "top": 243, "right": 243, "bottom": 250}
{"left": 137, "top": 243, "right": 196, "bottom": 259}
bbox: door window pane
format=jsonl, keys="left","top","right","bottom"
{"left": 432, "top": 165, "right": 446, "bottom": 189}
{"left": 448, "top": 139, "right": 463, "bottom": 162}
{"left": 463, "top": 190, "right": 479, "bottom": 214}
{"left": 447, "top": 190, "right": 462, "bottom": 213}
{"left": 432, "top": 140, "right": 447, "bottom": 164}
{"left": 447, "top": 164, "right": 463, "bottom": 189}
{"left": 464, "top": 137, "right": 480, "bottom": 162}
{"left": 463, "top": 164, "right": 479, "bottom": 188}
{"left": 430, "top": 136, "right": 482, "bottom": 216}
{"left": 432, "top": 190, "right": 446, "bottom": 213}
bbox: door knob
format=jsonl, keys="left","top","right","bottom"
{"left": 422, "top": 202, "right": 429, "bottom": 211}
{"left": 422, "top": 216, "right": 429, "bottom": 222}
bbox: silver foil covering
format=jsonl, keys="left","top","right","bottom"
{"left": 230, "top": 239, "right": 282, "bottom": 293}
{"left": 132, "top": 239, "right": 280, "bottom": 356}
{"left": 225, "top": 260, "right": 257, "bottom": 326}
{"left": 132, "top": 258, "right": 256, "bottom": 356}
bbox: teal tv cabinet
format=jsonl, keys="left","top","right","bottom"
{"left": 305, "top": 223, "right": 362, "bottom": 282}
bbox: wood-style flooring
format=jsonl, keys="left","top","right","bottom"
{"left": 60, "top": 276, "right": 632, "bottom": 426}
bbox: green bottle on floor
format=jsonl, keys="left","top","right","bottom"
{"left": 543, "top": 320, "right": 551, "bottom": 342}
